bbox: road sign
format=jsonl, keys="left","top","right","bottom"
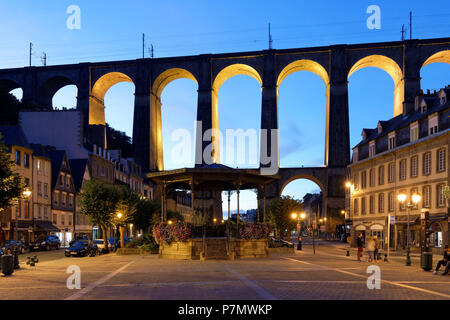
{"left": 389, "top": 215, "right": 395, "bottom": 224}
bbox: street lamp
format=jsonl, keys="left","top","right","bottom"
{"left": 117, "top": 212, "right": 123, "bottom": 219}
{"left": 397, "top": 193, "right": 421, "bottom": 266}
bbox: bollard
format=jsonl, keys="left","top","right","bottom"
{"left": 384, "top": 253, "right": 388, "bottom": 262}
{"left": 30, "top": 257, "right": 35, "bottom": 267}
{"left": 26, "top": 256, "right": 31, "bottom": 265}
{"left": 13, "top": 248, "right": 20, "bottom": 269}
{"left": 33, "top": 256, "right": 39, "bottom": 263}
{"left": 346, "top": 250, "right": 350, "bottom": 256}
{"left": 1, "top": 255, "right": 14, "bottom": 275}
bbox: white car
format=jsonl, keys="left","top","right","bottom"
{"left": 93, "top": 239, "right": 111, "bottom": 253}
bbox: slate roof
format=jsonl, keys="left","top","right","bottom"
{"left": 0, "top": 126, "right": 30, "bottom": 149}
{"left": 354, "top": 95, "right": 449, "bottom": 148}
{"left": 69, "top": 158, "right": 89, "bottom": 193}
{"left": 47, "top": 149, "right": 67, "bottom": 189}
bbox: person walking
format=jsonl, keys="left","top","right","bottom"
{"left": 357, "top": 233, "right": 364, "bottom": 262}
{"left": 434, "top": 245, "right": 449, "bottom": 275}
{"left": 366, "top": 236, "right": 375, "bottom": 263}
{"left": 373, "top": 235, "right": 380, "bottom": 262}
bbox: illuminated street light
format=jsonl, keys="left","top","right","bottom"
{"left": 345, "top": 181, "right": 352, "bottom": 188}
{"left": 300, "top": 213, "right": 306, "bottom": 220}
{"left": 397, "top": 193, "right": 421, "bottom": 266}
{"left": 168, "top": 220, "right": 173, "bottom": 225}
{"left": 291, "top": 212, "right": 297, "bottom": 220}
{"left": 117, "top": 212, "right": 123, "bottom": 219}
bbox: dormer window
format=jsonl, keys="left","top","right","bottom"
{"left": 369, "top": 141, "right": 376, "bottom": 157}
{"left": 441, "top": 95, "right": 446, "bottom": 105}
{"left": 377, "top": 123, "right": 382, "bottom": 134}
{"left": 388, "top": 132, "right": 396, "bottom": 150}
{"left": 410, "top": 122, "right": 419, "bottom": 142}
{"left": 428, "top": 114, "right": 438, "bottom": 135}
{"left": 353, "top": 148, "right": 359, "bottom": 163}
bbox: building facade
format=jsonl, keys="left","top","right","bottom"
{"left": 348, "top": 87, "right": 450, "bottom": 254}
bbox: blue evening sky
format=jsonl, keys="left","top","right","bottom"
{"left": 1, "top": 0, "right": 449, "bottom": 214}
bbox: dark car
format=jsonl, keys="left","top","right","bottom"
{"left": 65, "top": 240, "right": 98, "bottom": 257}
{"left": 108, "top": 237, "right": 132, "bottom": 249}
{"left": 2, "top": 240, "right": 26, "bottom": 254}
{"left": 30, "top": 235, "right": 61, "bottom": 252}
{"left": 69, "top": 235, "right": 90, "bottom": 247}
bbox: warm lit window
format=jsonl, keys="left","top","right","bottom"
{"left": 423, "top": 185, "right": 431, "bottom": 208}
{"left": 437, "top": 148, "right": 446, "bottom": 172}
{"left": 369, "top": 196, "right": 374, "bottom": 214}
{"left": 410, "top": 156, "right": 418, "bottom": 178}
{"left": 388, "top": 163, "right": 395, "bottom": 183}
{"left": 388, "top": 133, "right": 396, "bottom": 150}
{"left": 437, "top": 184, "right": 446, "bottom": 207}
{"left": 378, "top": 166, "right": 384, "bottom": 185}
{"left": 361, "top": 171, "right": 367, "bottom": 189}
{"left": 369, "top": 168, "right": 375, "bottom": 187}
{"left": 354, "top": 198, "right": 359, "bottom": 216}
{"left": 423, "top": 152, "right": 431, "bottom": 175}
{"left": 399, "top": 159, "right": 407, "bottom": 180}
{"left": 378, "top": 193, "right": 384, "bottom": 213}
{"left": 428, "top": 115, "right": 438, "bottom": 135}
{"left": 410, "top": 124, "right": 419, "bottom": 142}
{"left": 369, "top": 142, "right": 376, "bottom": 157}
{"left": 388, "top": 192, "right": 394, "bottom": 212}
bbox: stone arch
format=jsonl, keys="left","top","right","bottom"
{"left": 90, "top": 72, "right": 134, "bottom": 125}
{"left": 151, "top": 68, "right": 198, "bottom": 171}
{"left": 36, "top": 75, "right": 77, "bottom": 109}
{"left": 348, "top": 55, "right": 404, "bottom": 116}
{"left": 0, "top": 78, "right": 22, "bottom": 93}
{"left": 277, "top": 59, "right": 329, "bottom": 89}
{"left": 211, "top": 64, "right": 262, "bottom": 164}
{"left": 422, "top": 50, "right": 450, "bottom": 67}
{"left": 279, "top": 174, "right": 326, "bottom": 196}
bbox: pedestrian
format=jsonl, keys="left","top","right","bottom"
{"left": 357, "top": 233, "right": 364, "bottom": 261}
{"left": 434, "top": 245, "right": 449, "bottom": 275}
{"left": 366, "top": 236, "right": 375, "bottom": 263}
{"left": 373, "top": 235, "right": 380, "bottom": 262}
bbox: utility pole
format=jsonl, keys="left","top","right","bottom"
{"left": 268, "top": 23, "right": 273, "bottom": 50}
{"left": 150, "top": 44, "right": 154, "bottom": 58}
{"left": 409, "top": 11, "right": 412, "bottom": 40}
{"left": 41, "top": 52, "right": 47, "bottom": 66}
{"left": 29, "top": 42, "right": 33, "bottom": 67}
{"left": 401, "top": 24, "right": 406, "bottom": 41}
{"left": 142, "top": 33, "right": 145, "bottom": 59}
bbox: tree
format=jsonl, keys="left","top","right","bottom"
{"left": 105, "top": 124, "right": 133, "bottom": 158}
{"left": 133, "top": 199, "right": 158, "bottom": 233}
{"left": 266, "top": 196, "right": 303, "bottom": 239}
{"left": 115, "top": 186, "right": 141, "bottom": 248}
{"left": 0, "top": 133, "right": 24, "bottom": 210}
{"left": 79, "top": 180, "right": 119, "bottom": 247}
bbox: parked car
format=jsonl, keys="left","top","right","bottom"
{"left": 2, "top": 240, "right": 26, "bottom": 254}
{"left": 30, "top": 235, "right": 61, "bottom": 252}
{"left": 93, "top": 239, "right": 110, "bottom": 254}
{"left": 65, "top": 240, "right": 98, "bottom": 257}
{"left": 108, "top": 237, "right": 132, "bottom": 249}
{"left": 69, "top": 235, "right": 90, "bottom": 247}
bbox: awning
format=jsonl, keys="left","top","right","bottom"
{"left": 35, "top": 220, "right": 60, "bottom": 232}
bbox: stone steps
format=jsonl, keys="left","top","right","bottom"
{"left": 204, "top": 239, "right": 229, "bottom": 260}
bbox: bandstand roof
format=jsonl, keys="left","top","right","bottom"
{"left": 146, "top": 164, "right": 279, "bottom": 191}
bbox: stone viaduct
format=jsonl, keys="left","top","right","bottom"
{"left": 1, "top": 37, "right": 449, "bottom": 223}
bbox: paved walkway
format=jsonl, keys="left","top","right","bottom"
{"left": 0, "top": 243, "right": 448, "bottom": 300}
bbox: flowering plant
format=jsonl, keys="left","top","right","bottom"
{"left": 239, "top": 223, "right": 272, "bottom": 240}
{"left": 152, "top": 222, "right": 192, "bottom": 244}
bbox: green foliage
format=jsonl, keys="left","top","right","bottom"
{"left": 105, "top": 124, "right": 133, "bottom": 158}
{"left": 0, "top": 134, "right": 24, "bottom": 210}
{"left": 126, "top": 233, "right": 158, "bottom": 249}
{"left": 266, "top": 196, "right": 303, "bottom": 239}
{"left": 79, "top": 180, "right": 120, "bottom": 230}
{"left": 115, "top": 185, "right": 141, "bottom": 226}
{"left": 133, "top": 199, "right": 158, "bottom": 232}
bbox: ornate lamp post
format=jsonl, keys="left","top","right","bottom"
{"left": 397, "top": 193, "right": 421, "bottom": 266}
